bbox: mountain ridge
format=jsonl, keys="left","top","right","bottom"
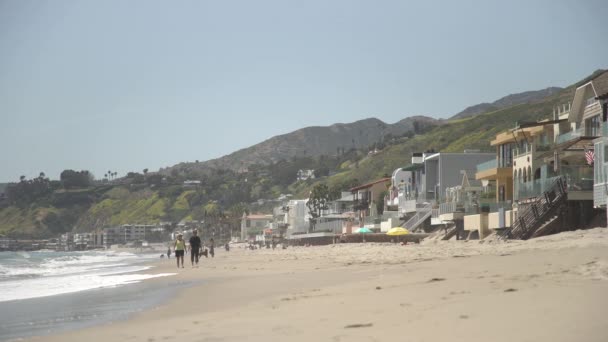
{"left": 449, "top": 86, "right": 563, "bottom": 120}
{"left": 163, "top": 86, "right": 565, "bottom": 176}
{"left": 161, "top": 115, "right": 442, "bottom": 175}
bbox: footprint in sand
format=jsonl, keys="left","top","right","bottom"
{"left": 344, "top": 323, "right": 373, "bottom": 329}
{"left": 428, "top": 277, "right": 446, "bottom": 283}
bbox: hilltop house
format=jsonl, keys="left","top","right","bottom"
{"left": 183, "top": 180, "right": 202, "bottom": 187}
{"left": 296, "top": 169, "right": 315, "bottom": 181}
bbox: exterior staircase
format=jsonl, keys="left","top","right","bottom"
{"left": 530, "top": 214, "right": 563, "bottom": 239}
{"left": 402, "top": 203, "right": 433, "bottom": 232}
{"left": 442, "top": 223, "right": 458, "bottom": 240}
{"left": 503, "top": 177, "right": 567, "bottom": 240}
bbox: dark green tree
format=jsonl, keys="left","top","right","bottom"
{"left": 306, "top": 183, "right": 330, "bottom": 233}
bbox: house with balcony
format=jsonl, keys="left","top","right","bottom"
{"left": 387, "top": 168, "right": 413, "bottom": 209}
{"left": 350, "top": 178, "right": 391, "bottom": 230}
{"left": 593, "top": 91, "right": 608, "bottom": 221}
{"left": 401, "top": 151, "right": 495, "bottom": 232}
{"left": 468, "top": 72, "right": 608, "bottom": 240}
{"left": 465, "top": 122, "right": 560, "bottom": 238}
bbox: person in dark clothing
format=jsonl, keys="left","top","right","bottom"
{"left": 189, "top": 229, "right": 202, "bottom": 267}
{"left": 209, "top": 238, "right": 215, "bottom": 258}
{"left": 167, "top": 247, "right": 171, "bottom": 259}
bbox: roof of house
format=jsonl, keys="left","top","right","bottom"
{"left": 592, "top": 71, "right": 608, "bottom": 97}
{"left": 402, "top": 163, "right": 424, "bottom": 171}
{"left": 350, "top": 178, "right": 391, "bottom": 192}
{"left": 570, "top": 71, "right": 608, "bottom": 123}
{"left": 597, "top": 91, "right": 608, "bottom": 100}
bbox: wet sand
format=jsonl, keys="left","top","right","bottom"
{"left": 25, "top": 227, "right": 608, "bottom": 342}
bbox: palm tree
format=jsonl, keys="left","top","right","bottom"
{"left": 108, "top": 170, "right": 112, "bottom": 180}
{"left": 39, "top": 172, "right": 45, "bottom": 179}
{"left": 19, "top": 175, "right": 26, "bottom": 182}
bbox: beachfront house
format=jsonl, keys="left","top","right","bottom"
{"left": 240, "top": 213, "right": 273, "bottom": 241}
{"left": 350, "top": 178, "right": 391, "bottom": 230}
{"left": 282, "top": 199, "right": 309, "bottom": 236}
{"left": 464, "top": 124, "right": 551, "bottom": 238}
{"left": 510, "top": 73, "right": 608, "bottom": 238}
{"left": 387, "top": 168, "right": 413, "bottom": 210}
{"left": 465, "top": 72, "right": 608, "bottom": 240}
{"left": 401, "top": 151, "right": 495, "bottom": 232}
{"left": 593, "top": 91, "right": 608, "bottom": 225}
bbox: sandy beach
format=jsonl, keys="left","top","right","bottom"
{"left": 25, "top": 227, "right": 608, "bottom": 342}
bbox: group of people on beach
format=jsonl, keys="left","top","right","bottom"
{"left": 168, "top": 229, "right": 217, "bottom": 268}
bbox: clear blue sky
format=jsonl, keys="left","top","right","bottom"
{"left": 1, "top": 0, "right": 607, "bottom": 182}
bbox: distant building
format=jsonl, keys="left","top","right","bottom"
{"left": 183, "top": 180, "right": 202, "bottom": 187}
{"left": 240, "top": 214, "right": 273, "bottom": 241}
{"left": 101, "top": 224, "right": 164, "bottom": 248}
{"left": 296, "top": 169, "right": 315, "bottom": 181}
{"left": 351, "top": 178, "right": 392, "bottom": 229}
{"left": 285, "top": 200, "right": 309, "bottom": 235}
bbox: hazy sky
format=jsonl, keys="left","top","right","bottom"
{"left": 1, "top": 0, "right": 607, "bottom": 182}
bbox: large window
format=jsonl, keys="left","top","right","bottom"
{"left": 585, "top": 115, "right": 601, "bottom": 137}
{"left": 499, "top": 143, "right": 513, "bottom": 167}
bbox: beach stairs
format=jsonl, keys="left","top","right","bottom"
{"left": 504, "top": 177, "right": 567, "bottom": 240}
{"left": 530, "top": 214, "right": 563, "bottom": 239}
{"left": 402, "top": 203, "right": 433, "bottom": 232}
{"left": 442, "top": 223, "right": 458, "bottom": 240}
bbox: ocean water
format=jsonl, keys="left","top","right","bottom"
{"left": 0, "top": 250, "right": 182, "bottom": 341}
{"left": 0, "top": 250, "right": 174, "bottom": 302}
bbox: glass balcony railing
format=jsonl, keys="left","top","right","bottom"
{"left": 476, "top": 159, "right": 497, "bottom": 173}
{"left": 514, "top": 165, "right": 593, "bottom": 200}
{"left": 603, "top": 123, "right": 608, "bottom": 137}
{"left": 514, "top": 176, "right": 562, "bottom": 201}
{"left": 464, "top": 201, "right": 512, "bottom": 214}
{"left": 561, "top": 165, "right": 593, "bottom": 191}
{"left": 438, "top": 199, "right": 512, "bottom": 215}
{"left": 556, "top": 128, "right": 582, "bottom": 144}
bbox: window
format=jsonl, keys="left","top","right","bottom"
{"left": 499, "top": 143, "right": 513, "bottom": 167}
{"left": 585, "top": 115, "right": 601, "bottom": 137}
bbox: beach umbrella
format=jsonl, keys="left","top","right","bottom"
{"left": 386, "top": 227, "right": 409, "bottom": 236}
{"left": 355, "top": 227, "right": 373, "bottom": 234}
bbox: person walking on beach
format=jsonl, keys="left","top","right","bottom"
{"left": 189, "top": 229, "right": 202, "bottom": 267}
{"left": 209, "top": 238, "right": 215, "bottom": 258}
{"left": 174, "top": 233, "right": 186, "bottom": 268}
{"left": 167, "top": 247, "right": 171, "bottom": 259}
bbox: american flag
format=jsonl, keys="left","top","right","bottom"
{"left": 585, "top": 149, "right": 595, "bottom": 165}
